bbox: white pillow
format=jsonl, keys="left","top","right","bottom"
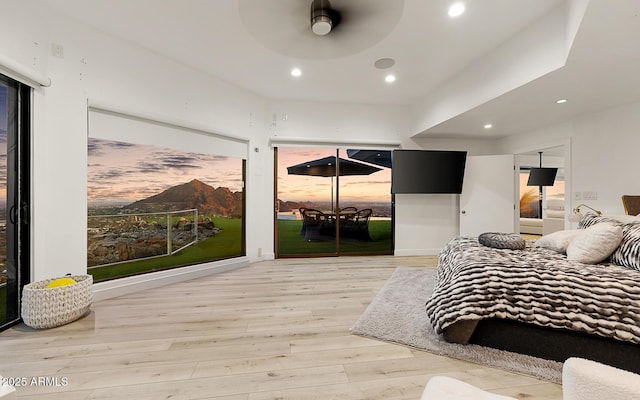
{"left": 566, "top": 223, "right": 623, "bottom": 264}
{"left": 535, "top": 229, "right": 583, "bottom": 253}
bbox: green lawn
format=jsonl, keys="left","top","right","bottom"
{"left": 89, "top": 217, "right": 244, "bottom": 282}
{"left": 88, "top": 216, "right": 391, "bottom": 282}
{"left": 277, "top": 219, "right": 392, "bottom": 256}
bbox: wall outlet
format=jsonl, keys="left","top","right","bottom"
{"left": 583, "top": 191, "right": 598, "bottom": 200}
{"left": 574, "top": 191, "right": 582, "bottom": 200}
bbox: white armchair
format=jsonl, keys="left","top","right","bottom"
{"left": 562, "top": 358, "right": 640, "bottom": 400}
{"left": 421, "top": 358, "right": 640, "bottom": 400}
{"left": 421, "top": 376, "right": 516, "bottom": 400}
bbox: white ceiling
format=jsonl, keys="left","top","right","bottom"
{"left": 37, "top": 0, "right": 640, "bottom": 139}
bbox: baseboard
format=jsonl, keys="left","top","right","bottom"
{"left": 261, "top": 252, "right": 276, "bottom": 260}
{"left": 92, "top": 257, "right": 250, "bottom": 301}
{"left": 394, "top": 248, "right": 441, "bottom": 256}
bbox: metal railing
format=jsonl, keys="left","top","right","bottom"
{"left": 87, "top": 209, "right": 199, "bottom": 269}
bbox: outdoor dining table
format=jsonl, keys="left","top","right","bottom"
{"left": 300, "top": 208, "right": 369, "bottom": 241}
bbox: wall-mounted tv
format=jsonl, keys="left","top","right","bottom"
{"left": 391, "top": 150, "right": 467, "bottom": 194}
{"left": 527, "top": 167, "right": 558, "bottom": 187}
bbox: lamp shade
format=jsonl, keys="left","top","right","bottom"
{"left": 527, "top": 167, "right": 558, "bottom": 186}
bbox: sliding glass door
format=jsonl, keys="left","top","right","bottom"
{"left": 1, "top": 74, "right": 30, "bottom": 331}
{"left": 335, "top": 149, "right": 392, "bottom": 255}
{"left": 275, "top": 147, "right": 392, "bottom": 257}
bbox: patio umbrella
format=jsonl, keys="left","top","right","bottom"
{"left": 287, "top": 156, "right": 382, "bottom": 210}
{"left": 346, "top": 149, "right": 392, "bottom": 168}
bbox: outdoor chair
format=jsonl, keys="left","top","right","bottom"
{"left": 337, "top": 206, "right": 358, "bottom": 224}
{"left": 300, "top": 208, "right": 333, "bottom": 241}
{"left": 340, "top": 208, "right": 372, "bottom": 241}
{"left": 298, "top": 207, "right": 308, "bottom": 235}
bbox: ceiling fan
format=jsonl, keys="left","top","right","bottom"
{"left": 238, "top": 0, "right": 404, "bottom": 59}
{"left": 310, "top": 0, "right": 342, "bottom": 36}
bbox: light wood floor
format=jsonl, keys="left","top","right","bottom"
{"left": 0, "top": 256, "right": 561, "bottom": 399}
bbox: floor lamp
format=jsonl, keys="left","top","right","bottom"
{"left": 527, "top": 152, "right": 558, "bottom": 219}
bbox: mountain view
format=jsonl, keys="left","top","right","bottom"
{"left": 124, "top": 179, "right": 243, "bottom": 217}
{"left": 86, "top": 137, "right": 245, "bottom": 279}
{"left": 87, "top": 179, "right": 244, "bottom": 268}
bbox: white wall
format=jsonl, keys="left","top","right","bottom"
{"left": 267, "top": 100, "right": 410, "bottom": 144}
{"left": 394, "top": 194, "right": 460, "bottom": 256}
{"left": 1, "top": 0, "right": 268, "bottom": 281}
{"left": 499, "top": 101, "right": 640, "bottom": 217}
{"left": 393, "top": 137, "right": 501, "bottom": 255}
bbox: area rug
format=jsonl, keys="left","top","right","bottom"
{"left": 350, "top": 266, "right": 562, "bottom": 384}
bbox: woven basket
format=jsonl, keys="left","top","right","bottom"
{"left": 21, "top": 275, "right": 93, "bottom": 329}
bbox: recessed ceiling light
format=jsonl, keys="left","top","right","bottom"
{"left": 448, "top": 2, "right": 465, "bottom": 18}
{"left": 484, "top": 124, "right": 493, "bottom": 129}
{"left": 385, "top": 74, "right": 396, "bottom": 83}
{"left": 291, "top": 68, "right": 302, "bottom": 77}
{"left": 556, "top": 98, "right": 567, "bottom": 104}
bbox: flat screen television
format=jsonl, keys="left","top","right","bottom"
{"left": 527, "top": 167, "right": 558, "bottom": 186}
{"left": 391, "top": 150, "right": 467, "bottom": 194}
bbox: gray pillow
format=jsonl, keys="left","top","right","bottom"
{"left": 478, "top": 232, "right": 526, "bottom": 250}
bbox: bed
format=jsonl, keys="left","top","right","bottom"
{"left": 425, "top": 213, "right": 640, "bottom": 373}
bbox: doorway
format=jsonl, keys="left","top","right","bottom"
{"left": 517, "top": 146, "right": 566, "bottom": 236}
{"left": 274, "top": 147, "right": 393, "bottom": 257}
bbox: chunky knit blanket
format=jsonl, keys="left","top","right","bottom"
{"left": 425, "top": 236, "right": 640, "bottom": 345}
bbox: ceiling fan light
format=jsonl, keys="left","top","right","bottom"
{"left": 311, "top": 15, "right": 332, "bottom": 35}
{"left": 310, "top": 0, "right": 333, "bottom": 35}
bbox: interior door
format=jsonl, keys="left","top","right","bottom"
{"left": 460, "top": 155, "right": 516, "bottom": 236}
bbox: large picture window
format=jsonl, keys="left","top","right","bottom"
{"left": 87, "top": 109, "right": 246, "bottom": 282}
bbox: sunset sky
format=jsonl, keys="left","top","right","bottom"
{"left": 276, "top": 147, "right": 392, "bottom": 204}
{"left": 88, "top": 138, "right": 244, "bottom": 205}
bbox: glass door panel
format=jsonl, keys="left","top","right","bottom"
{"left": 336, "top": 149, "right": 392, "bottom": 255}
{"left": 275, "top": 147, "right": 337, "bottom": 256}
{"left": 1, "top": 74, "right": 29, "bottom": 331}
{"left": 0, "top": 80, "right": 10, "bottom": 327}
